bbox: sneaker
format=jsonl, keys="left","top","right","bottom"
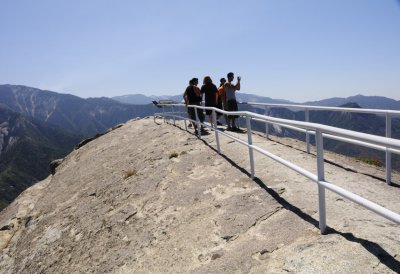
{"left": 216, "top": 121, "right": 223, "bottom": 126}
{"left": 232, "top": 127, "right": 242, "bottom": 132}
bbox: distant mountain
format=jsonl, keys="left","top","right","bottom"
{"left": 113, "top": 92, "right": 400, "bottom": 112}
{"left": 304, "top": 94, "right": 400, "bottom": 110}
{"left": 0, "top": 85, "right": 156, "bottom": 136}
{"left": 112, "top": 92, "right": 294, "bottom": 105}
{"left": 113, "top": 94, "right": 184, "bottom": 105}
{"left": 236, "top": 93, "right": 294, "bottom": 104}
{"left": 0, "top": 106, "right": 82, "bottom": 210}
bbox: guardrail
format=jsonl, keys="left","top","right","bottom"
{"left": 154, "top": 103, "right": 400, "bottom": 234}
{"left": 240, "top": 102, "right": 400, "bottom": 185}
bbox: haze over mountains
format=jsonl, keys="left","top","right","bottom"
{"left": 1, "top": 83, "right": 400, "bottom": 211}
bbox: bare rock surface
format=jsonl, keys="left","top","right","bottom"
{"left": 0, "top": 117, "right": 399, "bottom": 273}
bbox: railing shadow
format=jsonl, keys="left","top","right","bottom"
{"left": 164, "top": 121, "right": 400, "bottom": 272}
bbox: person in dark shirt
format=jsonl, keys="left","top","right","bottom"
{"left": 183, "top": 78, "right": 205, "bottom": 134}
{"left": 200, "top": 76, "right": 218, "bottom": 124}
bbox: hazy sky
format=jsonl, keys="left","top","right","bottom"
{"left": 1, "top": 0, "right": 400, "bottom": 102}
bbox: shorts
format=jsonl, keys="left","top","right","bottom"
{"left": 205, "top": 102, "right": 216, "bottom": 115}
{"left": 226, "top": 99, "right": 238, "bottom": 118}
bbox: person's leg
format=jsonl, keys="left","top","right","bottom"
{"left": 199, "top": 108, "right": 205, "bottom": 123}
{"left": 198, "top": 108, "right": 206, "bottom": 131}
{"left": 227, "top": 117, "right": 233, "bottom": 130}
{"left": 215, "top": 102, "right": 223, "bottom": 125}
{"left": 232, "top": 100, "right": 239, "bottom": 129}
{"left": 232, "top": 118, "right": 237, "bottom": 129}
{"left": 189, "top": 108, "right": 198, "bottom": 131}
{"left": 226, "top": 100, "right": 233, "bottom": 130}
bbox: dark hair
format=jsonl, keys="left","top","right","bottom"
{"left": 227, "top": 72, "right": 234, "bottom": 78}
{"left": 203, "top": 76, "right": 212, "bottom": 84}
{"left": 219, "top": 78, "right": 226, "bottom": 87}
{"left": 191, "top": 78, "right": 198, "bottom": 83}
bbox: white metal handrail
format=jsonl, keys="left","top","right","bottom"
{"left": 240, "top": 101, "right": 400, "bottom": 115}
{"left": 240, "top": 101, "right": 400, "bottom": 184}
{"left": 155, "top": 103, "right": 400, "bottom": 234}
{"left": 252, "top": 117, "right": 400, "bottom": 155}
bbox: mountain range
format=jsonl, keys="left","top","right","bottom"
{"left": 113, "top": 93, "right": 400, "bottom": 110}
{"left": 304, "top": 95, "right": 400, "bottom": 110}
{"left": 1, "top": 84, "right": 400, "bottom": 211}
{"left": 0, "top": 84, "right": 156, "bottom": 210}
{"left": 112, "top": 93, "right": 295, "bottom": 105}
{"left": 0, "top": 85, "right": 156, "bottom": 136}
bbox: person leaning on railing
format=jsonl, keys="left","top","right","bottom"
{"left": 183, "top": 78, "right": 206, "bottom": 134}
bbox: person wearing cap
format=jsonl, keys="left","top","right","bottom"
{"left": 224, "top": 72, "right": 241, "bottom": 131}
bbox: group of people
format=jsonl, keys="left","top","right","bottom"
{"left": 183, "top": 72, "right": 241, "bottom": 134}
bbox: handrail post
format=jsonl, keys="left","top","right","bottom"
{"left": 172, "top": 106, "right": 176, "bottom": 125}
{"left": 386, "top": 113, "right": 392, "bottom": 185}
{"left": 194, "top": 106, "right": 201, "bottom": 138}
{"left": 265, "top": 106, "right": 270, "bottom": 138}
{"left": 305, "top": 108, "right": 310, "bottom": 153}
{"left": 162, "top": 105, "right": 166, "bottom": 123}
{"left": 212, "top": 109, "right": 221, "bottom": 154}
{"left": 184, "top": 105, "right": 188, "bottom": 131}
{"left": 316, "top": 129, "right": 327, "bottom": 234}
{"left": 246, "top": 115, "right": 255, "bottom": 179}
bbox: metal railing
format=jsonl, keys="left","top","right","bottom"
{"left": 240, "top": 102, "right": 400, "bottom": 185}
{"left": 155, "top": 103, "right": 400, "bottom": 234}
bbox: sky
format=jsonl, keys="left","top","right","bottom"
{"left": 1, "top": 0, "right": 400, "bottom": 102}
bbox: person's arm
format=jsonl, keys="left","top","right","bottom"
{"left": 234, "top": 77, "right": 241, "bottom": 91}
{"left": 183, "top": 90, "right": 188, "bottom": 105}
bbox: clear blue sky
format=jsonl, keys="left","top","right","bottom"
{"left": 1, "top": 0, "right": 399, "bottom": 102}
